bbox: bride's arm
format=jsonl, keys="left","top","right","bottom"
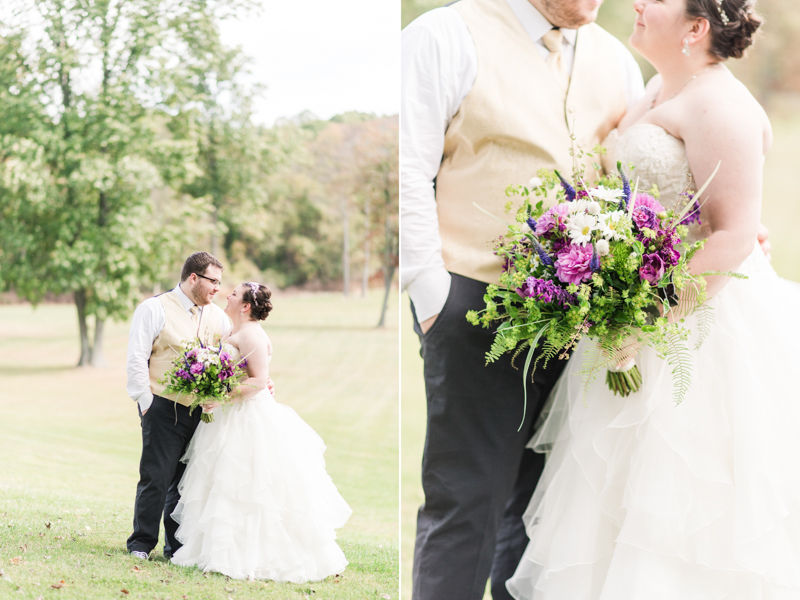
{"left": 678, "top": 93, "right": 770, "bottom": 299}
{"left": 231, "top": 330, "right": 272, "bottom": 402}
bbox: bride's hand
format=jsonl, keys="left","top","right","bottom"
{"left": 266, "top": 376, "right": 275, "bottom": 396}
{"left": 201, "top": 401, "right": 219, "bottom": 412}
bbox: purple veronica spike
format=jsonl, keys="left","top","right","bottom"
{"left": 617, "top": 161, "right": 631, "bottom": 210}
{"left": 526, "top": 217, "right": 537, "bottom": 232}
{"left": 680, "top": 197, "right": 702, "bottom": 226}
{"left": 554, "top": 170, "right": 576, "bottom": 201}
{"left": 532, "top": 238, "right": 554, "bottom": 267}
{"left": 516, "top": 277, "right": 577, "bottom": 307}
{"left": 590, "top": 244, "right": 601, "bottom": 272}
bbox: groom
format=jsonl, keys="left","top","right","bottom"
{"left": 401, "top": 0, "right": 645, "bottom": 598}
{"left": 125, "top": 251, "right": 231, "bottom": 559}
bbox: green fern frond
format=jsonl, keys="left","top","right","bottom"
{"left": 664, "top": 331, "right": 693, "bottom": 404}
{"left": 700, "top": 270, "right": 748, "bottom": 280}
{"left": 693, "top": 304, "right": 715, "bottom": 350}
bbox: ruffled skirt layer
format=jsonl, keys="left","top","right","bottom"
{"left": 508, "top": 249, "right": 800, "bottom": 599}
{"left": 170, "top": 389, "right": 351, "bottom": 582}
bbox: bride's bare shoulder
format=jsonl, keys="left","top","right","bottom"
{"left": 681, "top": 69, "right": 771, "bottom": 153}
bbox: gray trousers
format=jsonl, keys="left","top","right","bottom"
{"left": 412, "top": 273, "right": 567, "bottom": 600}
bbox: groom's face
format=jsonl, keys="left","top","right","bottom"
{"left": 532, "top": 0, "right": 604, "bottom": 28}
{"left": 190, "top": 265, "right": 223, "bottom": 306}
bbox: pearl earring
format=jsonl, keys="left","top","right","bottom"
{"left": 682, "top": 40, "right": 691, "bottom": 56}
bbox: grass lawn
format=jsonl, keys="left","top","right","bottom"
{"left": 400, "top": 115, "right": 800, "bottom": 600}
{"left": 0, "top": 288, "right": 399, "bottom": 600}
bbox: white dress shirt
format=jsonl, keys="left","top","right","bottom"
{"left": 126, "top": 285, "right": 231, "bottom": 412}
{"left": 400, "top": 1, "right": 646, "bottom": 323}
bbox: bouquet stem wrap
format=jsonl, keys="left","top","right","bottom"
{"left": 606, "top": 359, "right": 642, "bottom": 397}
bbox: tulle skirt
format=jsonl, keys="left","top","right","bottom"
{"left": 170, "top": 389, "right": 352, "bottom": 582}
{"left": 507, "top": 248, "right": 800, "bottom": 599}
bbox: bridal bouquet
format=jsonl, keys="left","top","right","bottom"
{"left": 468, "top": 156, "right": 730, "bottom": 419}
{"left": 160, "top": 338, "right": 249, "bottom": 423}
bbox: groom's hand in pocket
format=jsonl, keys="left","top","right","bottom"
{"left": 420, "top": 314, "right": 438, "bottom": 334}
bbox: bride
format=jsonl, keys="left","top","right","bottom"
{"left": 507, "top": 0, "right": 800, "bottom": 597}
{"left": 169, "top": 282, "right": 352, "bottom": 582}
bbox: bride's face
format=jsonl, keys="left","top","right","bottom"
{"left": 224, "top": 285, "right": 249, "bottom": 318}
{"left": 630, "top": 0, "right": 693, "bottom": 60}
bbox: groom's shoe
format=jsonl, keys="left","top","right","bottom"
{"left": 130, "top": 551, "right": 149, "bottom": 561}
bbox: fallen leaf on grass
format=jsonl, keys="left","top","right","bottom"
{"left": 9, "top": 557, "right": 22, "bottom": 565}
{"left": 105, "top": 553, "right": 112, "bottom": 557}
{"left": 131, "top": 565, "right": 143, "bottom": 572}
{"left": 55, "top": 536, "right": 64, "bottom": 540}
{"left": 51, "top": 580, "right": 66, "bottom": 589}
{"left": 120, "top": 590, "right": 129, "bottom": 595}
{"left": 45, "top": 522, "right": 51, "bottom": 529}
{"left": 224, "top": 587, "right": 235, "bottom": 593}
{"left": 38, "top": 533, "right": 45, "bottom": 538}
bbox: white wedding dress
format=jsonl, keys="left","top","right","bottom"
{"left": 170, "top": 350, "right": 352, "bottom": 582}
{"left": 507, "top": 124, "right": 800, "bottom": 599}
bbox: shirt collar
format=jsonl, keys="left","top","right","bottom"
{"left": 173, "top": 284, "right": 197, "bottom": 312}
{"left": 504, "top": 0, "right": 578, "bottom": 47}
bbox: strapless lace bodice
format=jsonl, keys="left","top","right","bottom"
{"left": 602, "top": 123, "right": 708, "bottom": 242}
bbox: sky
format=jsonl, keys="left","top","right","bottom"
{"left": 219, "top": 0, "right": 400, "bottom": 126}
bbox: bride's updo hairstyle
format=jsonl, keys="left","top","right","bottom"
{"left": 242, "top": 282, "right": 273, "bottom": 321}
{"left": 685, "top": 0, "right": 762, "bottom": 60}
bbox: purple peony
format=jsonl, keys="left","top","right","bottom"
{"left": 640, "top": 253, "right": 666, "bottom": 284}
{"left": 190, "top": 362, "right": 205, "bottom": 375}
{"left": 632, "top": 193, "right": 665, "bottom": 214}
{"left": 535, "top": 203, "right": 570, "bottom": 237}
{"left": 632, "top": 205, "right": 659, "bottom": 230}
{"left": 555, "top": 243, "right": 594, "bottom": 285}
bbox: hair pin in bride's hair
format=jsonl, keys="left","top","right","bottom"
{"left": 247, "top": 282, "right": 260, "bottom": 305}
{"left": 715, "top": 0, "right": 730, "bottom": 25}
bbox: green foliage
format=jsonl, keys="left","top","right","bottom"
{"left": 471, "top": 166, "right": 724, "bottom": 404}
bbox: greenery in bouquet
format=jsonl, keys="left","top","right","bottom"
{"left": 467, "top": 149, "right": 740, "bottom": 422}
{"left": 160, "top": 338, "right": 249, "bottom": 423}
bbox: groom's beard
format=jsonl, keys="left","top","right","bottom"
{"left": 188, "top": 283, "right": 211, "bottom": 306}
{"left": 535, "top": 0, "right": 601, "bottom": 28}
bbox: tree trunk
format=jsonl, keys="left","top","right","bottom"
{"left": 342, "top": 199, "right": 350, "bottom": 298}
{"left": 362, "top": 196, "right": 370, "bottom": 297}
{"left": 90, "top": 318, "right": 108, "bottom": 367}
{"left": 377, "top": 263, "right": 395, "bottom": 328}
{"left": 210, "top": 206, "right": 219, "bottom": 257}
{"left": 75, "top": 289, "right": 92, "bottom": 366}
{"left": 377, "top": 194, "right": 396, "bottom": 328}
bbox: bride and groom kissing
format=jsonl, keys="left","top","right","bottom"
{"left": 402, "top": 0, "right": 799, "bottom": 597}
{"left": 125, "top": 251, "right": 351, "bottom": 582}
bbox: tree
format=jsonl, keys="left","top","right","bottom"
{"left": 0, "top": 0, "right": 245, "bottom": 366}
{"left": 356, "top": 117, "right": 399, "bottom": 327}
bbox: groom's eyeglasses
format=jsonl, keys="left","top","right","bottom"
{"left": 195, "top": 273, "right": 222, "bottom": 287}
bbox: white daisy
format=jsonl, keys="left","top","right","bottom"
{"left": 598, "top": 211, "right": 629, "bottom": 241}
{"left": 566, "top": 212, "right": 597, "bottom": 246}
{"left": 591, "top": 185, "right": 626, "bottom": 203}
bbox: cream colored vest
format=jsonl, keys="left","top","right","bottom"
{"left": 148, "top": 290, "right": 224, "bottom": 406}
{"left": 437, "top": 0, "right": 627, "bottom": 284}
